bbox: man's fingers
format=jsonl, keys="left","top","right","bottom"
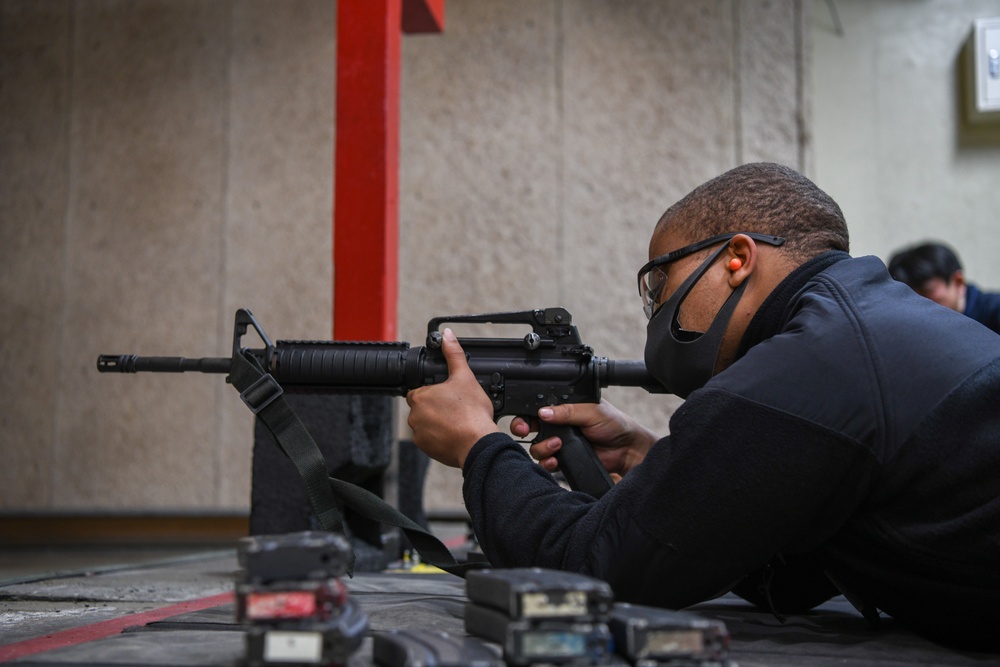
{"left": 440, "top": 328, "right": 472, "bottom": 378}
{"left": 528, "top": 436, "right": 562, "bottom": 461}
{"left": 510, "top": 416, "right": 539, "bottom": 437}
{"left": 537, "top": 402, "right": 588, "bottom": 425}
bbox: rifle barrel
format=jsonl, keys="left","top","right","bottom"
{"left": 604, "top": 359, "right": 667, "bottom": 393}
{"left": 97, "top": 355, "right": 232, "bottom": 374}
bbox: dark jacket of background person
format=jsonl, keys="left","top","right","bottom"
{"left": 964, "top": 284, "right": 1000, "bottom": 334}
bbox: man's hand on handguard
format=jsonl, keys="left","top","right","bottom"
{"left": 406, "top": 328, "right": 500, "bottom": 469}
{"left": 515, "top": 401, "right": 659, "bottom": 480}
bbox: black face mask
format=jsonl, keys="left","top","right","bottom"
{"left": 644, "top": 243, "right": 749, "bottom": 399}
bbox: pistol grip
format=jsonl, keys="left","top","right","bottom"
{"left": 538, "top": 423, "right": 614, "bottom": 499}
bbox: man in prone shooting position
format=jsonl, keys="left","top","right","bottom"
{"left": 404, "top": 162, "right": 1000, "bottom": 652}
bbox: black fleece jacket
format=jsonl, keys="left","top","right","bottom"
{"left": 461, "top": 253, "right": 1000, "bottom": 652}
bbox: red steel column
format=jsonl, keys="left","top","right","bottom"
{"left": 333, "top": 0, "right": 444, "bottom": 342}
{"left": 334, "top": 0, "right": 402, "bottom": 342}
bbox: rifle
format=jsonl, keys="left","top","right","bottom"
{"left": 97, "top": 307, "right": 665, "bottom": 499}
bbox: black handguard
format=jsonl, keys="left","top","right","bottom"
{"left": 97, "top": 307, "right": 666, "bottom": 499}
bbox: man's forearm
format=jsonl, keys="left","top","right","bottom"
{"left": 462, "top": 432, "right": 604, "bottom": 569}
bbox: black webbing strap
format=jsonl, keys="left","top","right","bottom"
{"left": 228, "top": 350, "right": 486, "bottom": 578}
{"left": 228, "top": 350, "right": 353, "bottom": 571}
{"left": 327, "top": 476, "right": 487, "bottom": 577}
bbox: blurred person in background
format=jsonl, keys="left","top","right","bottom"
{"left": 888, "top": 241, "right": 1000, "bottom": 334}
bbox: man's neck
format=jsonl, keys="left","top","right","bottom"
{"left": 736, "top": 251, "right": 850, "bottom": 359}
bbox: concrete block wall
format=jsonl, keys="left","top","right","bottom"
{"left": 1, "top": 0, "right": 808, "bottom": 515}
{"left": 1, "top": 0, "right": 336, "bottom": 511}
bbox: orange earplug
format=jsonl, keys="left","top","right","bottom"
{"left": 729, "top": 258, "right": 743, "bottom": 271}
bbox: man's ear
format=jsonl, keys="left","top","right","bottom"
{"left": 725, "top": 234, "right": 756, "bottom": 288}
{"left": 950, "top": 269, "right": 966, "bottom": 288}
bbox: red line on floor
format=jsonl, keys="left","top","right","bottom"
{"left": 0, "top": 591, "right": 234, "bottom": 662}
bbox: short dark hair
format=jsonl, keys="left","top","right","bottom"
{"left": 656, "top": 162, "right": 849, "bottom": 261}
{"left": 887, "top": 242, "right": 963, "bottom": 288}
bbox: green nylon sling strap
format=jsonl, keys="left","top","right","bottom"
{"left": 227, "top": 349, "right": 487, "bottom": 578}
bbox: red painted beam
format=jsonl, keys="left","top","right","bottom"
{"left": 403, "top": 0, "right": 445, "bottom": 33}
{"left": 333, "top": 0, "right": 444, "bottom": 341}
{"left": 334, "top": 0, "right": 403, "bottom": 342}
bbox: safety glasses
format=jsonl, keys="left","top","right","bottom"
{"left": 637, "top": 232, "right": 785, "bottom": 319}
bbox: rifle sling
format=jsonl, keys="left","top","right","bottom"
{"left": 228, "top": 349, "right": 485, "bottom": 578}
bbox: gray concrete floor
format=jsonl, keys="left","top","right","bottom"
{"left": 0, "top": 545, "right": 233, "bottom": 583}
{"left": 0, "top": 546, "right": 242, "bottom": 663}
